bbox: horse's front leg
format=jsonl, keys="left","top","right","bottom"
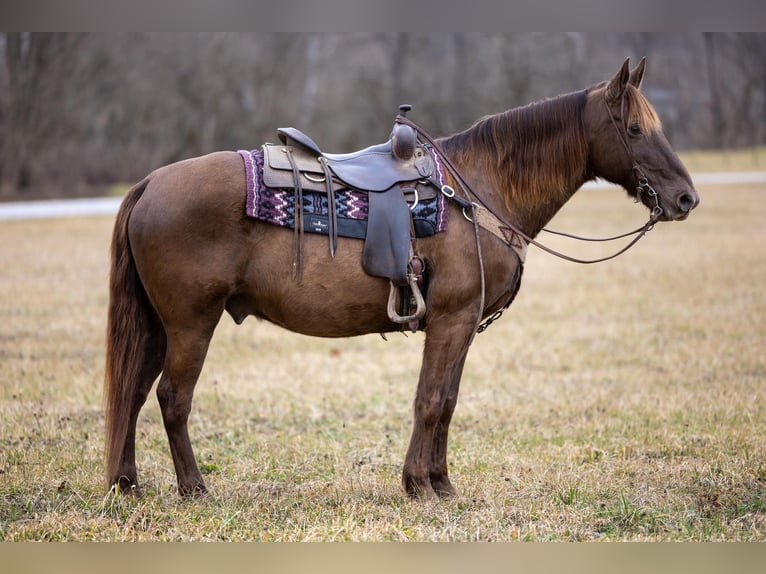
{"left": 428, "top": 351, "right": 468, "bottom": 498}
{"left": 402, "top": 312, "right": 476, "bottom": 500}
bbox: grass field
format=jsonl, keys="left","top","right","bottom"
{"left": 1, "top": 174, "right": 764, "bottom": 541}
{"left": 679, "top": 146, "right": 766, "bottom": 172}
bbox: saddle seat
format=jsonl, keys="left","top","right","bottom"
{"left": 273, "top": 126, "right": 433, "bottom": 192}
{"left": 324, "top": 141, "right": 391, "bottom": 161}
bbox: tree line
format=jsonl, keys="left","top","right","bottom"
{"left": 1, "top": 32, "right": 764, "bottom": 198}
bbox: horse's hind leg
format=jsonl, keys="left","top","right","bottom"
{"left": 402, "top": 313, "right": 475, "bottom": 500}
{"left": 157, "top": 316, "right": 219, "bottom": 497}
{"left": 114, "top": 320, "right": 166, "bottom": 492}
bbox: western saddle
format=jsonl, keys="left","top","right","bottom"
{"left": 261, "top": 105, "right": 438, "bottom": 328}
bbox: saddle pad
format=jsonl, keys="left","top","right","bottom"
{"left": 238, "top": 149, "right": 449, "bottom": 240}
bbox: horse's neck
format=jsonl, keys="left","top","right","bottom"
{"left": 504, "top": 150, "right": 591, "bottom": 238}
{"left": 445, "top": 92, "right": 591, "bottom": 237}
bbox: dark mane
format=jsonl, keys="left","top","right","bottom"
{"left": 439, "top": 90, "right": 590, "bottom": 228}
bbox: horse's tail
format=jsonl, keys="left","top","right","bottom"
{"left": 104, "top": 177, "right": 159, "bottom": 488}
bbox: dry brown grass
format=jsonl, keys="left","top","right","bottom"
{"left": 1, "top": 177, "right": 764, "bottom": 540}
{"left": 680, "top": 146, "right": 766, "bottom": 172}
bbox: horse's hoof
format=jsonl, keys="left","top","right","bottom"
{"left": 178, "top": 482, "right": 208, "bottom": 498}
{"left": 111, "top": 476, "right": 143, "bottom": 497}
{"left": 403, "top": 477, "right": 438, "bottom": 502}
{"left": 125, "top": 484, "right": 144, "bottom": 497}
{"left": 431, "top": 479, "right": 458, "bottom": 499}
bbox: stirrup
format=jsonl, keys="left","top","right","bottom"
{"left": 386, "top": 273, "right": 426, "bottom": 325}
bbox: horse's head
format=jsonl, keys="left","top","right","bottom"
{"left": 585, "top": 58, "right": 699, "bottom": 222}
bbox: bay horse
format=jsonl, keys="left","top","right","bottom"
{"left": 105, "top": 58, "right": 699, "bottom": 500}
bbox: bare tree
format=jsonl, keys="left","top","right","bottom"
{"left": 0, "top": 33, "right": 762, "bottom": 199}
{"left": 0, "top": 33, "right": 88, "bottom": 196}
{"left": 704, "top": 33, "right": 726, "bottom": 149}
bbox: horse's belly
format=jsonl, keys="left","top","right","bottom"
{"left": 228, "top": 255, "right": 398, "bottom": 338}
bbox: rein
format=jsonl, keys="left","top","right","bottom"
{"left": 395, "top": 95, "right": 664, "bottom": 266}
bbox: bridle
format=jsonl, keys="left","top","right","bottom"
{"left": 395, "top": 91, "right": 666, "bottom": 334}
{"left": 532, "top": 93, "right": 665, "bottom": 258}
{"left": 396, "top": 90, "right": 665, "bottom": 266}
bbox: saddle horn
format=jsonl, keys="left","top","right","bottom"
{"left": 392, "top": 104, "right": 417, "bottom": 161}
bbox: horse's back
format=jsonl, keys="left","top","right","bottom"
{"left": 138, "top": 151, "right": 245, "bottom": 221}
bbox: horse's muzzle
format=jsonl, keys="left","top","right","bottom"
{"left": 659, "top": 189, "right": 699, "bottom": 221}
{"left": 677, "top": 191, "right": 699, "bottom": 213}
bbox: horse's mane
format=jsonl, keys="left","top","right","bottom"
{"left": 438, "top": 90, "right": 590, "bottom": 226}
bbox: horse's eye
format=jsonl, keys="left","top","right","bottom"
{"left": 628, "top": 123, "right": 642, "bottom": 136}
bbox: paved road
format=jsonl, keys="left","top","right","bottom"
{"left": 1, "top": 171, "right": 765, "bottom": 221}
{"left": 0, "top": 196, "right": 123, "bottom": 221}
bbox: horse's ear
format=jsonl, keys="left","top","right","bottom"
{"left": 629, "top": 57, "right": 646, "bottom": 89}
{"left": 605, "top": 58, "right": 631, "bottom": 105}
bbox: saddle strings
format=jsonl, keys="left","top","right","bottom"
{"left": 319, "top": 157, "right": 338, "bottom": 257}
{"left": 284, "top": 146, "right": 305, "bottom": 282}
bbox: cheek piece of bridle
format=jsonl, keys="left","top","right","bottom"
{"left": 603, "top": 92, "right": 665, "bottom": 222}
{"left": 395, "top": 92, "right": 664, "bottom": 267}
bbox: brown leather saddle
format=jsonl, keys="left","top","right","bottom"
{"left": 260, "top": 106, "right": 438, "bottom": 327}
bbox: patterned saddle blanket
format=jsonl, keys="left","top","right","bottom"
{"left": 238, "top": 148, "right": 449, "bottom": 241}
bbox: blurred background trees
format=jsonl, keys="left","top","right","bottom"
{"left": 0, "top": 32, "right": 764, "bottom": 198}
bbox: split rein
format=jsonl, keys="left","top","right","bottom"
{"left": 395, "top": 98, "right": 664, "bottom": 334}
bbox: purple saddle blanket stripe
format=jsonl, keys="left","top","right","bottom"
{"left": 238, "top": 148, "right": 449, "bottom": 238}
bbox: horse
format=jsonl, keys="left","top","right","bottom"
{"left": 104, "top": 58, "right": 699, "bottom": 500}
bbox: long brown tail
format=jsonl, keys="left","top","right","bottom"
{"left": 104, "top": 177, "right": 158, "bottom": 488}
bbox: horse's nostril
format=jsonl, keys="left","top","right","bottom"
{"left": 678, "top": 193, "right": 696, "bottom": 212}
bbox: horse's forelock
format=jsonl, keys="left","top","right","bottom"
{"left": 625, "top": 85, "right": 661, "bottom": 133}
